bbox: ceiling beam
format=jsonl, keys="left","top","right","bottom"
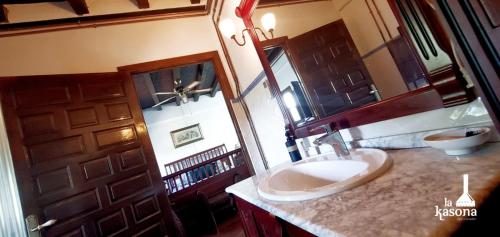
{"left": 145, "top": 73, "right": 162, "bottom": 110}
{"left": 194, "top": 63, "right": 216, "bottom": 101}
{"left": 136, "top": 0, "right": 150, "bottom": 9}
{"left": 173, "top": 68, "right": 181, "bottom": 86}
{"left": 190, "top": 0, "right": 201, "bottom": 4}
{"left": 67, "top": 0, "right": 89, "bottom": 15}
{"left": 175, "top": 96, "right": 181, "bottom": 106}
{"left": 2, "top": 1, "right": 66, "bottom": 3}
{"left": 211, "top": 82, "right": 220, "bottom": 97}
{"left": 0, "top": 5, "right": 8, "bottom": 23}
{"left": 0, "top": 6, "right": 207, "bottom": 37}
{"left": 193, "top": 64, "right": 204, "bottom": 102}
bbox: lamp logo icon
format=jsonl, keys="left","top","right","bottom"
{"left": 434, "top": 174, "right": 477, "bottom": 221}
{"left": 455, "top": 174, "right": 475, "bottom": 207}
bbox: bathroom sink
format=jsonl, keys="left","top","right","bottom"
{"left": 258, "top": 148, "right": 392, "bottom": 201}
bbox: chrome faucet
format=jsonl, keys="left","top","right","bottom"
{"left": 312, "top": 123, "right": 350, "bottom": 158}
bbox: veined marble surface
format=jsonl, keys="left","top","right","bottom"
{"left": 226, "top": 143, "right": 500, "bottom": 237}
{"left": 299, "top": 122, "right": 498, "bottom": 156}
{"left": 349, "top": 122, "right": 499, "bottom": 149}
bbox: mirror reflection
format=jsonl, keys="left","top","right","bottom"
{"left": 265, "top": 46, "right": 316, "bottom": 124}
{"left": 253, "top": 0, "right": 434, "bottom": 126}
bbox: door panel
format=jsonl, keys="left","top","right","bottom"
{"left": 288, "top": 20, "right": 377, "bottom": 117}
{"left": 1, "top": 73, "right": 175, "bottom": 236}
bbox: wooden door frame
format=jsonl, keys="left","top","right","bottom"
{"left": 260, "top": 36, "right": 321, "bottom": 122}
{"left": 118, "top": 51, "right": 254, "bottom": 174}
{"left": 0, "top": 102, "right": 26, "bottom": 236}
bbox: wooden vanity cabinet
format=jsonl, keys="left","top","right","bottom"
{"left": 234, "top": 196, "right": 315, "bottom": 237}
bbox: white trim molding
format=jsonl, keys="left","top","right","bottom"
{"left": 0, "top": 100, "right": 27, "bottom": 237}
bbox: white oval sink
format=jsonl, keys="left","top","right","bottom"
{"left": 258, "top": 148, "right": 392, "bottom": 201}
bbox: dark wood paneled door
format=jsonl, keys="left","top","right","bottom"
{"left": 0, "top": 73, "right": 176, "bottom": 236}
{"left": 287, "top": 20, "right": 377, "bottom": 117}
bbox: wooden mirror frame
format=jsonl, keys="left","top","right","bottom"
{"left": 235, "top": 0, "right": 475, "bottom": 138}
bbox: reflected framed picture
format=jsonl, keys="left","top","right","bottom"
{"left": 170, "top": 124, "right": 204, "bottom": 148}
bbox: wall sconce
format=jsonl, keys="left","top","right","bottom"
{"left": 219, "top": 13, "right": 276, "bottom": 46}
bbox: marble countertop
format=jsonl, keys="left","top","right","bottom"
{"left": 226, "top": 143, "right": 500, "bottom": 237}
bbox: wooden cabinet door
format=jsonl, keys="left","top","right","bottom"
{"left": 288, "top": 20, "right": 377, "bottom": 117}
{"left": 235, "top": 197, "right": 282, "bottom": 237}
{"left": 234, "top": 196, "right": 315, "bottom": 237}
{"left": 0, "top": 73, "right": 177, "bottom": 236}
{"left": 386, "top": 28, "right": 428, "bottom": 90}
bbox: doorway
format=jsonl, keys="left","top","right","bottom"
{"left": 0, "top": 52, "right": 247, "bottom": 237}
{"left": 130, "top": 61, "right": 240, "bottom": 176}
{"left": 119, "top": 51, "right": 249, "bottom": 236}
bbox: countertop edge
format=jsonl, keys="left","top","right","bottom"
{"left": 226, "top": 145, "right": 500, "bottom": 237}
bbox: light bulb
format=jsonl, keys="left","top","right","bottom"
{"left": 261, "top": 13, "right": 276, "bottom": 32}
{"left": 218, "top": 18, "right": 237, "bottom": 38}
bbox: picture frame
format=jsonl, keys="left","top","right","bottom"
{"left": 170, "top": 124, "right": 204, "bottom": 148}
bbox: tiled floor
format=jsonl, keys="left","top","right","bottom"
{"left": 203, "top": 215, "right": 245, "bottom": 237}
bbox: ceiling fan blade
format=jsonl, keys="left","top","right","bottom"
{"left": 187, "top": 88, "right": 212, "bottom": 94}
{"left": 154, "top": 92, "right": 177, "bottom": 95}
{"left": 185, "top": 81, "right": 201, "bottom": 91}
{"left": 174, "top": 75, "right": 182, "bottom": 86}
{"left": 152, "top": 96, "right": 177, "bottom": 108}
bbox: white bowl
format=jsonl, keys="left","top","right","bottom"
{"left": 423, "top": 127, "right": 491, "bottom": 155}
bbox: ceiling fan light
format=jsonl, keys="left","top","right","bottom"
{"left": 261, "top": 13, "right": 276, "bottom": 32}
{"left": 181, "top": 94, "right": 188, "bottom": 103}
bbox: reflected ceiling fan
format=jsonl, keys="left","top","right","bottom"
{"left": 152, "top": 79, "right": 211, "bottom": 108}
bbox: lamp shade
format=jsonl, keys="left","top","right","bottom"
{"left": 261, "top": 13, "right": 276, "bottom": 32}
{"left": 219, "top": 19, "right": 237, "bottom": 38}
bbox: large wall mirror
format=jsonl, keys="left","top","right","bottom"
{"left": 239, "top": 0, "right": 474, "bottom": 137}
